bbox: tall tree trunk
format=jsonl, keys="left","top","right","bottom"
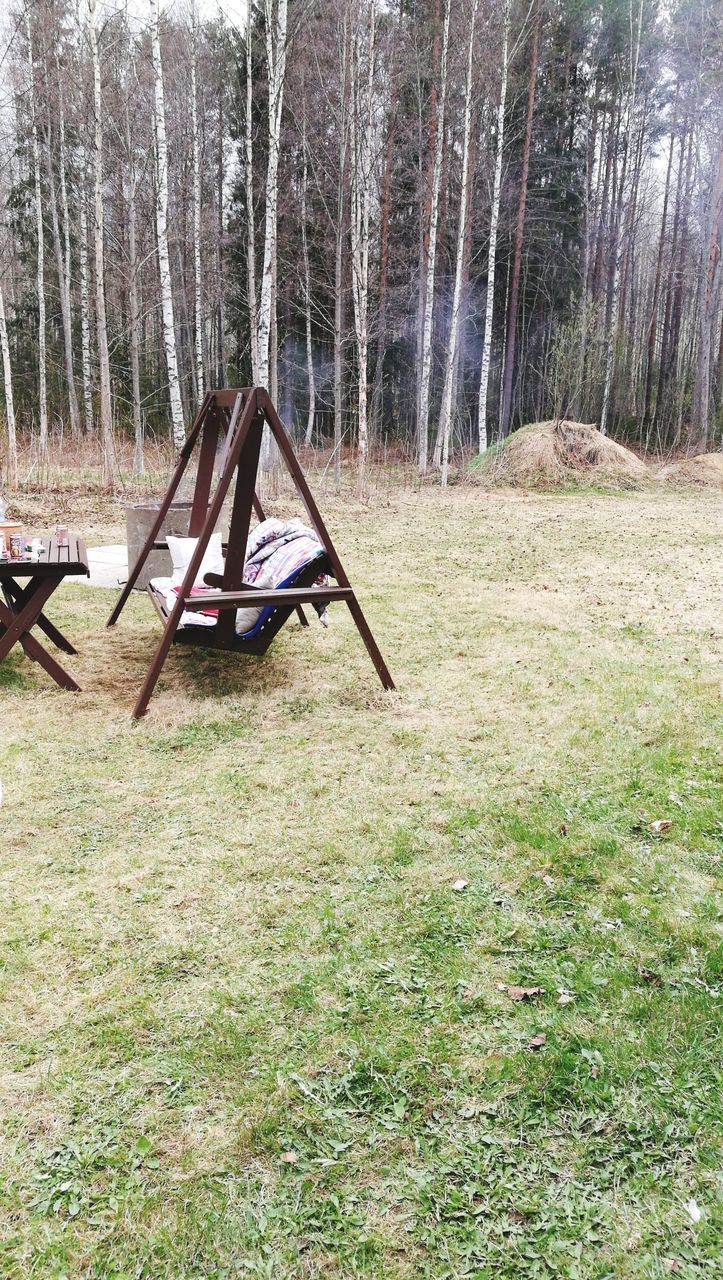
{"left": 55, "top": 62, "right": 81, "bottom": 441}
{"left": 643, "top": 110, "right": 676, "bottom": 428}
{"left": 88, "top": 0, "right": 114, "bottom": 484}
{"left": 301, "top": 102, "right": 316, "bottom": 447}
{"left": 150, "top": 0, "right": 185, "bottom": 448}
{"left": 499, "top": 0, "right": 540, "bottom": 439}
{"left": 0, "top": 280, "right": 17, "bottom": 489}
{"left": 78, "top": 183, "right": 94, "bottom": 435}
{"left": 45, "top": 130, "right": 80, "bottom": 440}
{"left": 334, "top": 8, "right": 351, "bottom": 486}
{"left": 125, "top": 93, "right": 144, "bottom": 475}
{"left": 350, "top": 1, "right": 376, "bottom": 498}
{"left": 216, "top": 80, "right": 226, "bottom": 387}
{"left": 439, "top": 0, "right": 478, "bottom": 485}
{"left": 257, "top": 0, "right": 288, "bottom": 391}
{"left": 690, "top": 145, "right": 723, "bottom": 452}
{"left": 370, "top": 14, "right": 399, "bottom": 442}
{"left": 417, "top": 0, "right": 451, "bottom": 472}
{"left": 477, "top": 0, "right": 510, "bottom": 451}
{"left": 191, "top": 12, "right": 205, "bottom": 404}
{"left": 656, "top": 125, "right": 690, "bottom": 433}
{"left": 599, "top": 0, "right": 644, "bottom": 436}
{"left": 25, "top": 8, "right": 48, "bottom": 455}
{"left": 415, "top": 0, "right": 442, "bottom": 434}
{"left": 245, "top": 26, "right": 258, "bottom": 382}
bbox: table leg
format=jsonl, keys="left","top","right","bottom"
{"left": 2, "top": 578, "right": 77, "bottom": 654}
{"left": 0, "top": 576, "right": 81, "bottom": 691}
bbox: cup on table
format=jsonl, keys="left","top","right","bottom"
{"left": 56, "top": 526, "right": 69, "bottom": 548}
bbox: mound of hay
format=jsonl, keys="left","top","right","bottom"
{"left": 659, "top": 453, "right": 723, "bottom": 488}
{"left": 470, "top": 420, "right": 649, "bottom": 489}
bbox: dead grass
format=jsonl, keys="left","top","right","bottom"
{"left": 659, "top": 452, "right": 723, "bottom": 488}
{"left": 469, "top": 419, "right": 650, "bottom": 489}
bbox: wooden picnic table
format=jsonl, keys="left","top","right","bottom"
{"left": 0, "top": 536, "right": 89, "bottom": 691}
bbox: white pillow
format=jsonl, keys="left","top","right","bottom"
{"left": 167, "top": 533, "right": 225, "bottom": 589}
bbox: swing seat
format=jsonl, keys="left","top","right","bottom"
{"left": 147, "top": 547, "right": 332, "bottom": 656}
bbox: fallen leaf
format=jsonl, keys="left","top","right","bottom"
{"left": 506, "top": 985, "right": 544, "bottom": 1002}
{"left": 557, "top": 992, "right": 574, "bottom": 1005}
{"left": 527, "top": 1032, "right": 546, "bottom": 1051}
{"left": 684, "top": 1199, "right": 702, "bottom": 1224}
{"left": 542, "top": 874, "right": 555, "bottom": 888}
{"left": 648, "top": 819, "right": 673, "bottom": 835}
{"left": 452, "top": 879, "right": 468, "bottom": 892}
{"left": 560, "top": 823, "right": 569, "bottom": 836}
{"left": 280, "top": 1151, "right": 299, "bottom": 1165}
{"left": 638, "top": 966, "right": 662, "bottom": 985}
{"left": 661, "top": 1261, "right": 682, "bottom": 1275}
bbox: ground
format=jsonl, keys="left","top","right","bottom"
{"left": 1, "top": 482, "right": 721, "bottom": 1280}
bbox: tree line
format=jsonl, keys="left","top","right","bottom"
{"left": 0, "top": 0, "right": 721, "bottom": 492}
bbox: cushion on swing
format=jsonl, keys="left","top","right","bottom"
{"left": 167, "top": 533, "right": 225, "bottom": 589}
{"left": 235, "top": 549, "right": 327, "bottom": 638}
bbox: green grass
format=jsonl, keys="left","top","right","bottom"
{"left": 0, "top": 485, "right": 721, "bottom": 1278}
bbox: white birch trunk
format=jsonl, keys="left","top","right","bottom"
{"left": 350, "top": 4, "right": 376, "bottom": 497}
{"left": 0, "top": 280, "right": 18, "bottom": 489}
{"left": 191, "top": 13, "right": 204, "bottom": 403}
{"left": 439, "top": 0, "right": 478, "bottom": 486}
{"left": 125, "top": 93, "right": 144, "bottom": 475}
{"left": 301, "top": 108, "right": 316, "bottom": 446}
{"left": 245, "top": 28, "right": 258, "bottom": 382}
{"left": 257, "top": 0, "right": 288, "bottom": 392}
{"left": 89, "top": 0, "right": 114, "bottom": 485}
{"left": 25, "top": 9, "right": 48, "bottom": 455}
{"left": 45, "top": 130, "right": 81, "bottom": 439}
{"left": 150, "top": 0, "right": 185, "bottom": 448}
{"left": 477, "top": 0, "right": 509, "bottom": 453}
{"left": 78, "top": 189, "right": 94, "bottom": 434}
{"left": 334, "top": 12, "right": 351, "bottom": 486}
{"left": 417, "top": 0, "right": 451, "bottom": 473}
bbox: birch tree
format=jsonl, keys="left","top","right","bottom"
{"left": 300, "top": 101, "right": 316, "bottom": 446}
{"left": 190, "top": 7, "right": 205, "bottom": 403}
{"left": 78, "top": 187, "right": 94, "bottom": 435}
{"left": 24, "top": 7, "right": 48, "bottom": 455}
{"left": 150, "top": 0, "right": 185, "bottom": 448}
{"left": 245, "top": 25, "right": 258, "bottom": 383}
{"left": 257, "top": 0, "right": 289, "bottom": 393}
{"left": 54, "top": 60, "right": 81, "bottom": 440}
{"left": 333, "top": 8, "right": 351, "bottom": 486}
{"left": 0, "top": 278, "right": 17, "bottom": 489}
{"left": 350, "top": 2, "right": 376, "bottom": 497}
{"left": 125, "top": 71, "right": 144, "bottom": 474}
{"left": 45, "top": 130, "right": 80, "bottom": 439}
{"left": 439, "top": 0, "right": 479, "bottom": 486}
{"left": 417, "top": 0, "right": 451, "bottom": 473}
{"left": 477, "top": 0, "right": 510, "bottom": 452}
{"left": 89, "top": 0, "right": 114, "bottom": 484}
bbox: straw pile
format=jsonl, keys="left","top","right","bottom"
{"left": 659, "top": 453, "right": 723, "bottom": 488}
{"left": 469, "top": 420, "right": 649, "bottom": 489}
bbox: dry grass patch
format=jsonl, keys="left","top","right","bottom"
{"left": 469, "top": 419, "right": 650, "bottom": 489}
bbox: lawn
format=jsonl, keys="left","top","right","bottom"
{"left": 1, "top": 482, "right": 721, "bottom": 1279}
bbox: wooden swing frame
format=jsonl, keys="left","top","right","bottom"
{"left": 107, "top": 388, "right": 395, "bottom": 717}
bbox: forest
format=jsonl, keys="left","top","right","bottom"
{"left": 0, "top": 0, "right": 721, "bottom": 492}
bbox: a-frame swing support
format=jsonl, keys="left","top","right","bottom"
{"left": 107, "top": 388, "right": 395, "bottom": 717}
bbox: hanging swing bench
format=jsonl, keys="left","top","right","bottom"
{"left": 107, "top": 388, "right": 395, "bottom": 717}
